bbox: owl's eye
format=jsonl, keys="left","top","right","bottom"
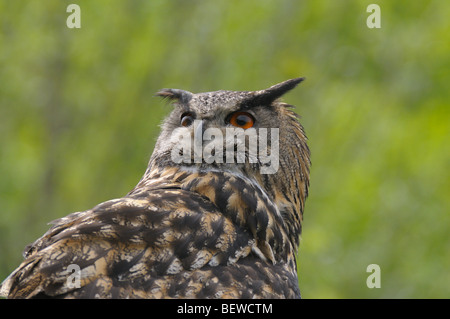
{"left": 180, "top": 113, "right": 194, "bottom": 127}
{"left": 228, "top": 111, "right": 255, "bottom": 129}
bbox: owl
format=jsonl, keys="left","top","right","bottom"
{"left": 0, "top": 78, "right": 310, "bottom": 299}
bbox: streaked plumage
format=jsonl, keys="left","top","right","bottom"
{"left": 0, "top": 78, "right": 310, "bottom": 298}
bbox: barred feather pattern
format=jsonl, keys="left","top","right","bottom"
{"left": 1, "top": 167, "right": 300, "bottom": 298}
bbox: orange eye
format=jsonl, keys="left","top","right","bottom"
{"left": 228, "top": 111, "right": 255, "bottom": 129}
{"left": 180, "top": 113, "right": 194, "bottom": 127}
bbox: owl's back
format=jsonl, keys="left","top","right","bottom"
{"left": 1, "top": 168, "right": 300, "bottom": 298}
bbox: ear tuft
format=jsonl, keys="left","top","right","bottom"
{"left": 155, "top": 89, "right": 193, "bottom": 104}
{"left": 247, "top": 77, "right": 305, "bottom": 107}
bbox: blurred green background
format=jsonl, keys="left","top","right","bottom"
{"left": 0, "top": 0, "right": 448, "bottom": 298}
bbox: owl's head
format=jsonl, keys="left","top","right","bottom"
{"left": 148, "top": 78, "right": 310, "bottom": 238}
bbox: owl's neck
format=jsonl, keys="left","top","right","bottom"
{"left": 130, "top": 165, "right": 300, "bottom": 265}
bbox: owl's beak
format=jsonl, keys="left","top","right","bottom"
{"left": 193, "top": 120, "right": 204, "bottom": 163}
{"left": 194, "top": 119, "right": 204, "bottom": 138}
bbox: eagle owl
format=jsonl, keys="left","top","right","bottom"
{"left": 0, "top": 78, "right": 310, "bottom": 299}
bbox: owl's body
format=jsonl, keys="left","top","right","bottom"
{"left": 0, "top": 78, "right": 310, "bottom": 299}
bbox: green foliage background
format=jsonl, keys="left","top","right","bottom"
{"left": 0, "top": 0, "right": 448, "bottom": 298}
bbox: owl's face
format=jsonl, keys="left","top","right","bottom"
{"left": 154, "top": 92, "right": 276, "bottom": 174}
{"left": 150, "top": 78, "right": 307, "bottom": 177}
